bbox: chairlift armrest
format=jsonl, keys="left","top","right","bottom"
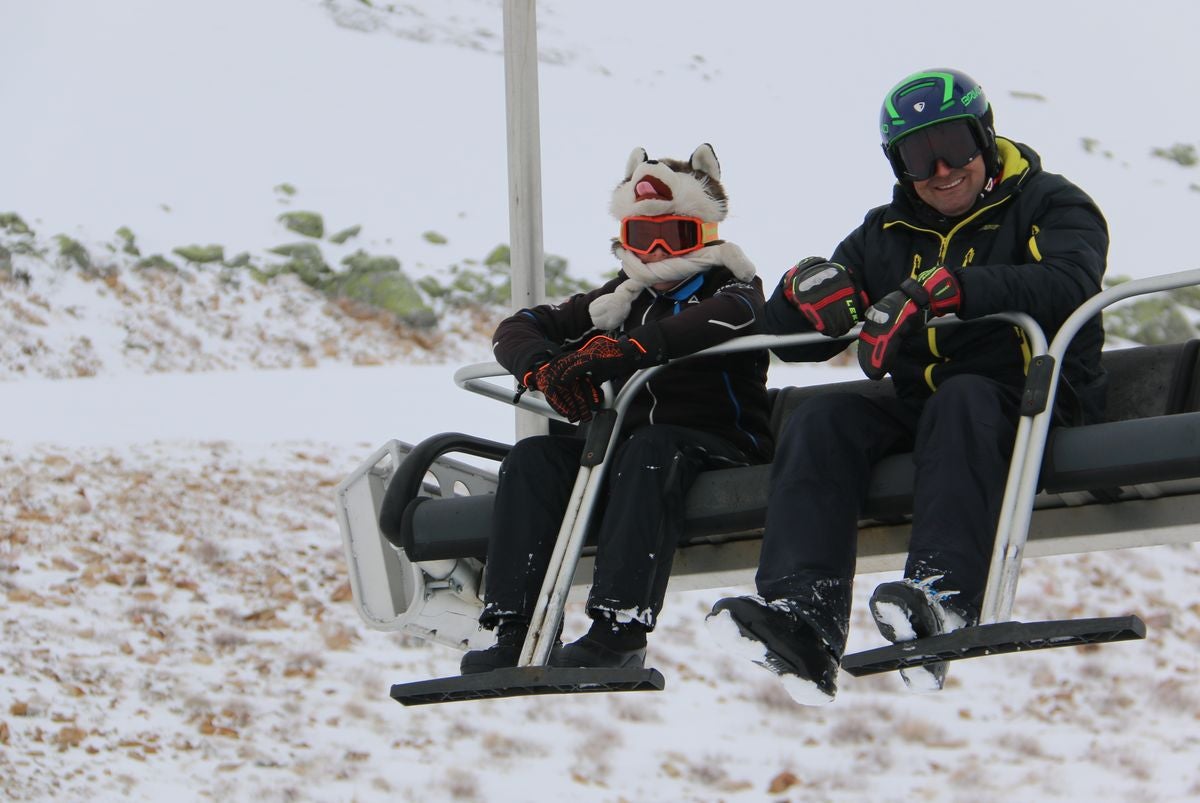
{"left": 453, "top": 362, "right": 564, "bottom": 420}
{"left": 378, "top": 432, "right": 512, "bottom": 544}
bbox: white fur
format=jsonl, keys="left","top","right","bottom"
{"left": 623, "top": 147, "right": 648, "bottom": 180}
{"left": 608, "top": 144, "right": 728, "bottom": 222}
{"left": 689, "top": 143, "right": 721, "bottom": 181}
{"left": 589, "top": 243, "right": 756, "bottom": 330}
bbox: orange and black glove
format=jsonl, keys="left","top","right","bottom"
{"left": 856, "top": 266, "right": 963, "bottom": 381}
{"left": 782, "top": 257, "right": 868, "bottom": 337}
{"left": 543, "top": 333, "right": 664, "bottom": 387}
{"left": 522, "top": 363, "right": 603, "bottom": 423}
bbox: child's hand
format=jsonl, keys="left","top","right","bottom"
{"left": 527, "top": 363, "right": 603, "bottom": 422}
{"left": 544, "top": 334, "right": 657, "bottom": 387}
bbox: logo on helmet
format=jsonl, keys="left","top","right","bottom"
{"left": 914, "top": 101, "right": 926, "bottom": 113}
{"left": 961, "top": 85, "right": 984, "bottom": 107}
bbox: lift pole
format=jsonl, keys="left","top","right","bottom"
{"left": 502, "top": 0, "right": 548, "bottom": 439}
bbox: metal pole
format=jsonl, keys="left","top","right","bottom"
{"left": 502, "top": 0, "right": 548, "bottom": 439}
{"left": 980, "top": 268, "right": 1200, "bottom": 623}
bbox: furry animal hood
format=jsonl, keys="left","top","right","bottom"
{"left": 589, "top": 143, "right": 756, "bottom": 330}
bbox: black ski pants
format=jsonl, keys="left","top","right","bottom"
{"left": 479, "top": 424, "right": 748, "bottom": 631}
{"left": 757, "top": 373, "right": 1022, "bottom": 620}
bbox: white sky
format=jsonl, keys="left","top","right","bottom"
{"left": 4, "top": 0, "right": 1199, "bottom": 291}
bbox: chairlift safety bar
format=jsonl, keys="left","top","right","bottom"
{"left": 979, "top": 267, "right": 1200, "bottom": 622}
{"left": 457, "top": 313, "right": 1044, "bottom": 666}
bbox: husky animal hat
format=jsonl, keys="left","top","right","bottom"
{"left": 588, "top": 143, "right": 757, "bottom": 330}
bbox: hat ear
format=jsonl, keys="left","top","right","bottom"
{"left": 624, "top": 147, "right": 648, "bottom": 181}
{"left": 689, "top": 143, "right": 721, "bottom": 182}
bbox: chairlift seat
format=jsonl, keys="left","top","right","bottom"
{"left": 388, "top": 341, "right": 1200, "bottom": 583}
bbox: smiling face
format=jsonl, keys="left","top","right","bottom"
{"left": 911, "top": 153, "right": 987, "bottom": 217}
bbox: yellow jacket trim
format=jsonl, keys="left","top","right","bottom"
{"left": 882, "top": 138, "right": 1032, "bottom": 392}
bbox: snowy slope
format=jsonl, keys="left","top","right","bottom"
{"left": 3, "top": 1, "right": 1200, "bottom": 802}
{"left": 3, "top": 435, "right": 1198, "bottom": 802}
{"left": 0, "top": 265, "right": 475, "bottom": 381}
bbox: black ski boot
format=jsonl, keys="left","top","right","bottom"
{"left": 705, "top": 596, "right": 840, "bottom": 705}
{"left": 460, "top": 621, "right": 528, "bottom": 675}
{"left": 869, "top": 577, "right": 973, "bottom": 692}
{"left": 552, "top": 618, "right": 647, "bottom": 669}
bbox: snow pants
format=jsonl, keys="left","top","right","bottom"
{"left": 479, "top": 424, "right": 747, "bottom": 631}
{"left": 756, "top": 374, "right": 1024, "bottom": 625}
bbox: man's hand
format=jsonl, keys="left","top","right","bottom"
{"left": 900, "top": 266, "right": 963, "bottom": 317}
{"left": 856, "top": 290, "right": 923, "bottom": 380}
{"left": 855, "top": 266, "right": 964, "bottom": 380}
{"left": 782, "top": 257, "right": 867, "bottom": 337}
{"left": 524, "top": 364, "right": 602, "bottom": 423}
{"left": 543, "top": 334, "right": 659, "bottom": 387}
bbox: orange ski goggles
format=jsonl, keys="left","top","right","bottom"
{"left": 619, "top": 215, "right": 719, "bottom": 256}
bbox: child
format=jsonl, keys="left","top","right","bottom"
{"left": 462, "top": 143, "right": 774, "bottom": 672}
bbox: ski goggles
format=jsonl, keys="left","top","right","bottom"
{"left": 891, "top": 118, "right": 982, "bottom": 181}
{"left": 619, "top": 215, "right": 719, "bottom": 256}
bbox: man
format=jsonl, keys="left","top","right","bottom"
{"left": 706, "top": 69, "right": 1108, "bottom": 703}
{"left": 460, "top": 144, "right": 772, "bottom": 674}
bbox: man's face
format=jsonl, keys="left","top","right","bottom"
{"left": 911, "top": 152, "right": 987, "bottom": 217}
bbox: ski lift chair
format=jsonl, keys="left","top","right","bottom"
{"left": 336, "top": 270, "right": 1200, "bottom": 705}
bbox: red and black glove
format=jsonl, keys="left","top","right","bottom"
{"left": 782, "top": 257, "right": 868, "bottom": 336}
{"left": 856, "top": 290, "right": 922, "bottom": 380}
{"left": 522, "top": 363, "right": 602, "bottom": 423}
{"left": 542, "top": 334, "right": 662, "bottom": 387}
{"left": 856, "top": 266, "right": 964, "bottom": 380}
{"left": 900, "top": 265, "right": 963, "bottom": 318}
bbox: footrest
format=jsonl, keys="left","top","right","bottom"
{"left": 390, "top": 666, "right": 667, "bottom": 706}
{"left": 841, "top": 615, "right": 1146, "bottom": 678}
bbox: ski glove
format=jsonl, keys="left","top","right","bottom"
{"left": 523, "top": 363, "right": 602, "bottom": 423}
{"left": 856, "top": 290, "right": 922, "bottom": 380}
{"left": 855, "top": 266, "right": 964, "bottom": 380}
{"left": 900, "top": 265, "right": 963, "bottom": 318}
{"left": 782, "top": 257, "right": 868, "bottom": 337}
{"left": 542, "top": 334, "right": 663, "bottom": 387}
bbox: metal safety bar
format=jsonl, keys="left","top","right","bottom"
{"left": 979, "top": 268, "right": 1200, "bottom": 623}
{"left": 458, "top": 313, "right": 1044, "bottom": 667}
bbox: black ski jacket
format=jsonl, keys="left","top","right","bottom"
{"left": 766, "top": 138, "right": 1110, "bottom": 423}
{"left": 493, "top": 266, "right": 774, "bottom": 462}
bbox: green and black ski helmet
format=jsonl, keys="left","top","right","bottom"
{"left": 879, "top": 68, "right": 998, "bottom": 181}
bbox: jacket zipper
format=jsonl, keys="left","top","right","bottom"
{"left": 883, "top": 193, "right": 1017, "bottom": 390}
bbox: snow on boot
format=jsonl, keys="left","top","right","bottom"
{"left": 868, "top": 577, "right": 970, "bottom": 692}
{"left": 705, "top": 595, "right": 839, "bottom": 705}
{"left": 552, "top": 619, "right": 646, "bottom": 669}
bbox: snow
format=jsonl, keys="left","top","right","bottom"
{"left": 777, "top": 674, "right": 837, "bottom": 709}
{"left": 872, "top": 601, "right": 918, "bottom": 642}
{"left": 3, "top": 1, "right": 1200, "bottom": 802}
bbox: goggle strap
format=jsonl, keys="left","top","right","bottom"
{"left": 701, "top": 221, "right": 719, "bottom": 244}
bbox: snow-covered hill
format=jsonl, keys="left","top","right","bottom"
{"left": 0, "top": 264, "right": 478, "bottom": 381}
{"left": 4, "top": 439, "right": 1198, "bottom": 802}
